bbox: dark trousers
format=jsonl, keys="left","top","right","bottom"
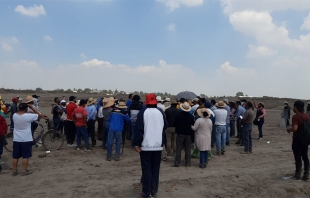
{"left": 0, "top": 137, "right": 3, "bottom": 171}
{"left": 66, "top": 121, "right": 76, "bottom": 144}
{"left": 257, "top": 120, "right": 264, "bottom": 138}
{"left": 236, "top": 118, "right": 243, "bottom": 143}
{"left": 87, "top": 120, "right": 96, "bottom": 145}
{"left": 230, "top": 120, "right": 236, "bottom": 136}
{"left": 292, "top": 138, "right": 309, "bottom": 176}
{"left": 243, "top": 124, "right": 252, "bottom": 151}
{"left": 102, "top": 121, "right": 109, "bottom": 149}
{"left": 211, "top": 124, "right": 216, "bottom": 147}
{"left": 140, "top": 151, "right": 161, "bottom": 197}
{"left": 175, "top": 135, "right": 191, "bottom": 166}
{"left": 97, "top": 118, "right": 104, "bottom": 140}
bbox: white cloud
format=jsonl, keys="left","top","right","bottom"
{"left": 157, "top": 0, "right": 204, "bottom": 11}
{"left": 11, "top": 60, "right": 38, "bottom": 68}
{"left": 80, "top": 53, "right": 87, "bottom": 59}
{"left": 43, "top": 35, "right": 53, "bottom": 42}
{"left": 247, "top": 45, "right": 278, "bottom": 58}
{"left": 301, "top": 13, "right": 310, "bottom": 30}
{"left": 220, "top": 0, "right": 310, "bottom": 14}
{"left": 15, "top": 5, "right": 46, "bottom": 17}
{"left": 167, "top": 23, "right": 176, "bottom": 31}
{"left": 81, "top": 59, "right": 113, "bottom": 68}
{"left": 0, "top": 37, "right": 19, "bottom": 51}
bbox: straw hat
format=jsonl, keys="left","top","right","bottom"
{"left": 216, "top": 101, "right": 226, "bottom": 108}
{"left": 103, "top": 97, "right": 115, "bottom": 108}
{"left": 171, "top": 99, "right": 178, "bottom": 104}
{"left": 86, "top": 98, "right": 97, "bottom": 106}
{"left": 25, "top": 95, "right": 34, "bottom": 104}
{"left": 258, "top": 102, "right": 265, "bottom": 107}
{"left": 197, "top": 108, "right": 211, "bottom": 118}
{"left": 156, "top": 96, "right": 163, "bottom": 102}
{"left": 223, "top": 99, "right": 229, "bottom": 104}
{"left": 117, "top": 101, "right": 127, "bottom": 109}
{"left": 180, "top": 102, "right": 191, "bottom": 112}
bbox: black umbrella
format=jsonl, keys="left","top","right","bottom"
{"left": 176, "top": 91, "right": 197, "bottom": 100}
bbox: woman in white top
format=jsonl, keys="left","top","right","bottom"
{"left": 191, "top": 108, "right": 213, "bottom": 168}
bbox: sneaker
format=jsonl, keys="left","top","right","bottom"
{"left": 76, "top": 147, "right": 80, "bottom": 151}
{"left": 36, "top": 143, "right": 42, "bottom": 147}
{"left": 85, "top": 148, "right": 92, "bottom": 151}
{"left": 302, "top": 175, "right": 309, "bottom": 181}
{"left": 0, "top": 159, "right": 4, "bottom": 165}
{"left": 106, "top": 157, "right": 112, "bottom": 161}
{"left": 258, "top": 137, "right": 263, "bottom": 140}
{"left": 71, "top": 144, "right": 77, "bottom": 147}
{"left": 37, "top": 140, "right": 43, "bottom": 144}
{"left": 67, "top": 144, "right": 72, "bottom": 147}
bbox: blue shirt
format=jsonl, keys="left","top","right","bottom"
{"left": 85, "top": 105, "right": 97, "bottom": 121}
{"left": 126, "top": 100, "right": 132, "bottom": 107}
{"left": 109, "top": 110, "right": 130, "bottom": 132}
{"left": 235, "top": 105, "right": 245, "bottom": 119}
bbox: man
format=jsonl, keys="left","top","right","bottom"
{"left": 102, "top": 97, "right": 115, "bottom": 149}
{"left": 72, "top": 99, "right": 91, "bottom": 151}
{"left": 126, "top": 94, "right": 133, "bottom": 107}
{"left": 128, "top": 95, "right": 143, "bottom": 143}
{"left": 66, "top": 96, "right": 77, "bottom": 147}
{"left": 240, "top": 101, "right": 254, "bottom": 154}
{"left": 286, "top": 101, "right": 310, "bottom": 181}
{"left": 0, "top": 113, "right": 8, "bottom": 173}
{"left": 284, "top": 102, "right": 291, "bottom": 127}
{"left": 32, "top": 95, "right": 40, "bottom": 111}
{"left": 214, "top": 101, "right": 227, "bottom": 155}
{"left": 107, "top": 102, "right": 130, "bottom": 161}
{"left": 86, "top": 98, "right": 97, "bottom": 146}
{"left": 191, "top": 98, "right": 199, "bottom": 113}
{"left": 164, "top": 99, "right": 180, "bottom": 156}
{"left": 52, "top": 97, "right": 63, "bottom": 131}
{"left": 10, "top": 97, "right": 19, "bottom": 132}
{"left": 156, "top": 96, "right": 165, "bottom": 111}
{"left": 235, "top": 101, "right": 245, "bottom": 145}
{"left": 223, "top": 99, "right": 231, "bottom": 146}
{"left": 172, "top": 102, "right": 195, "bottom": 167}
{"left": 210, "top": 99, "right": 217, "bottom": 111}
{"left": 163, "top": 98, "right": 171, "bottom": 111}
{"left": 133, "top": 94, "right": 166, "bottom": 198}
{"left": 12, "top": 103, "right": 47, "bottom": 176}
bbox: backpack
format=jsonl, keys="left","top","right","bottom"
{"left": 297, "top": 114, "right": 310, "bottom": 145}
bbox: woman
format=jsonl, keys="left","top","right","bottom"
{"left": 229, "top": 102, "right": 236, "bottom": 137}
{"left": 191, "top": 108, "right": 212, "bottom": 168}
{"left": 254, "top": 101, "right": 266, "bottom": 140}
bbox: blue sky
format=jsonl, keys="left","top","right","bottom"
{"left": 1, "top": 0, "right": 310, "bottom": 98}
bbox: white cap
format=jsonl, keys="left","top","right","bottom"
{"left": 60, "top": 100, "right": 66, "bottom": 103}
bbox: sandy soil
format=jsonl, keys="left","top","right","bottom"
{"left": 0, "top": 93, "right": 309, "bottom": 198}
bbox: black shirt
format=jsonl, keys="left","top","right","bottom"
{"left": 174, "top": 111, "right": 195, "bottom": 135}
{"left": 165, "top": 106, "right": 180, "bottom": 127}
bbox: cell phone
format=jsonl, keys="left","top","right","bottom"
{"left": 239, "top": 116, "right": 243, "bottom": 119}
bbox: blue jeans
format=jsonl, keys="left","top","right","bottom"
{"left": 226, "top": 123, "right": 230, "bottom": 143}
{"left": 53, "top": 118, "right": 61, "bottom": 131}
{"left": 10, "top": 116, "right": 14, "bottom": 131}
{"left": 107, "top": 131, "right": 122, "bottom": 158}
{"left": 199, "top": 151, "right": 208, "bottom": 164}
{"left": 243, "top": 124, "right": 252, "bottom": 151}
{"left": 257, "top": 120, "right": 264, "bottom": 138}
{"left": 76, "top": 126, "right": 90, "bottom": 149}
{"left": 102, "top": 121, "right": 109, "bottom": 149}
{"left": 215, "top": 125, "right": 226, "bottom": 153}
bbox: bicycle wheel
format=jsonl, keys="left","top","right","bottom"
{"left": 33, "top": 123, "right": 44, "bottom": 143}
{"left": 4, "top": 129, "right": 13, "bottom": 152}
{"left": 42, "top": 130, "right": 65, "bottom": 151}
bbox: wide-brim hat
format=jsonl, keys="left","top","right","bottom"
{"left": 86, "top": 98, "right": 97, "bottom": 106}
{"left": 192, "top": 98, "right": 199, "bottom": 102}
{"left": 180, "top": 102, "right": 191, "bottom": 112}
{"left": 171, "top": 99, "right": 178, "bottom": 104}
{"left": 103, "top": 97, "right": 115, "bottom": 108}
{"left": 259, "top": 102, "right": 265, "bottom": 107}
{"left": 197, "top": 108, "right": 211, "bottom": 118}
{"left": 223, "top": 98, "right": 229, "bottom": 104}
{"left": 156, "top": 96, "right": 163, "bottom": 102}
{"left": 25, "top": 95, "right": 34, "bottom": 104}
{"left": 216, "top": 100, "right": 226, "bottom": 108}
{"left": 164, "top": 98, "right": 171, "bottom": 102}
{"left": 117, "top": 101, "right": 127, "bottom": 109}
{"left": 145, "top": 94, "right": 157, "bottom": 105}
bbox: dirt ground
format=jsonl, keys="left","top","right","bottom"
{"left": 1, "top": 92, "right": 309, "bottom": 198}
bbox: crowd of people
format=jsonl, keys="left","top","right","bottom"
{"left": 0, "top": 93, "right": 310, "bottom": 198}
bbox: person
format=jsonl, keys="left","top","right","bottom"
{"left": 106, "top": 102, "right": 130, "bottom": 161}
{"left": 72, "top": 99, "right": 91, "bottom": 151}
{"left": 128, "top": 95, "right": 144, "bottom": 143}
{"left": 0, "top": 114, "right": 8, "bottom": 173}
{"left": 156, "top": 96, "right": 165, "bottom": 111}
{"left": 171, "top": 102, "right": 195, "bottom": 167}
{"left": 126, "top": 94, "right": 133, "bottom": 107}
{"left": 66, "top": 96, "right": 77, "bottom": 147}
{"left": 254, "top": 101, "right": 266, "bottom": 140}
{"left": 10, "top": 97, "right": 19, "bottom": 132}
{"left": 223, "top": 99, "right": 231, "bottom": 146}
{"left": 52, "top": 97, "right": 63, "bottom": 131}
{"left": 306, "top": 102, "right": 310, "bottom": 117}
{"left": 12, "top": 103, "right": 47, "bottom": 176}
{"left": 163, "top": 98, "right": 171, "bottom": 111}
{"left": 229, "top": 102, "right": 236, "bottom": 137}
{"left": 191, "top": 98, "right": 199, "bottom": 113}
{"left": 191, "top": 108, "right": 212, "bottom": 168}
{"left": 286, "top": 101, "right": 310, "bottom": 181}
{"left": 176, "top": 98, "right": 186, "bottom": 109}
{"left": 240, "top": 101, "right": 254, "bottom": 154}
{"left": 132, "top": 94, "right": 166, "bottom": 198}
{"left": 102, "top": 97, "right": 115, "bottom": 149}
{"left": 284, "top": 102, "right": 291, "bottom": 127}
{"left": 97, "top": 99, "right": 104, "bottom": 141}
{"left": 164, "top": 99, "right": 180, "bottom": 156}
{"left": 59, "top": 100, "right": 67, "bottom": 134}
{"left": 235, "top": 101, "right": 245, "bottom": 145}
{"left": 210, "top": 99, "right": 217, "bottom": 111}
{"left": 86, "top": 98, "right": 97, "bottom": 146}
{"left": 214, "top": 101, "right": 227, "bottom": 155}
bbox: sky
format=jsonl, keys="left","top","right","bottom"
{"left": 1, "top": 0, "right": 310, "bottom": 98}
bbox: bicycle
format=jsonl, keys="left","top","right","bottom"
{"left": 4, "top": 120, "right": 65, "bottom": 152}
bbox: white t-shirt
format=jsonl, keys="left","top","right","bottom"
{"left": 13, "top": 113, "right": 38, "bottom": 142}
{"left": 214, "top": 109, "right": 227, "bottom": 126}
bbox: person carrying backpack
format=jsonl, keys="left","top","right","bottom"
{"left": 286, "top": 100, "right": 310, "bottom": 181}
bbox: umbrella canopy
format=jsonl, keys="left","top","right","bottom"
{"left": 176, "top": 91, "right": 197, "bottom": 100}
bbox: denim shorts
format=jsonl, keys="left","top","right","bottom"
{"left": 13, "top": 141, "right": 33, "bottom": 159}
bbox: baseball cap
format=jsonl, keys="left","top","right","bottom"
{"left": 69, "top": 96, "right": 76, "bottom": 101}
{"left": 145, "top": 94, "right": 157, "bottom": 105}
{"left": 18, "top": 103, "right": 28, "bottom": 110}
{"left": 12, "top": 97, "right": 18, "bottom": 102}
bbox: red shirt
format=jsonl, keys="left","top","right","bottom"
{"left": 292, "top": 112, "right": 310, "bottom": 139}
{"left": 72, "top": 106, "right": 87, "bottom": 127}
{"left": 66, "top": 102, "right": 77, "bottom": 121}
{"left": 0, "top": 115, "right": 8, "bottom": 137}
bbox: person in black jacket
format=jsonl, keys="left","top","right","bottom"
{"left": 128, "top": 95, "right": 144, "bottom": 143}
{"left": 171, "top": 102, "right": 195, "bottom": 167}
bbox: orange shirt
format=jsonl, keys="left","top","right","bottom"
{"left": 72, "top": 106, "right": 87, "bottom": 127}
